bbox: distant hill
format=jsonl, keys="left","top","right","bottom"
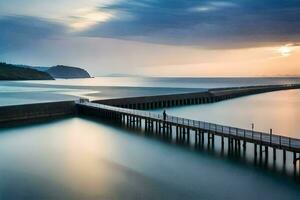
{"left": 46, "top": 65, "right": 91, "bottom": 79}
{"left": 104, "top": 73, "right": 144, "bottom": 77}
{"left": 0, "top": 63, "right": 54, "bottom": 80}
{"left": 0, "top": 62, "right": 91, "bottom": 80}
{"left": 15, "top": 65, "right": 50, "bottom": 72}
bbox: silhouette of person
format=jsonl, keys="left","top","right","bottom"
{"left": 163, "top": 110, "right": 167, "bottom": 121}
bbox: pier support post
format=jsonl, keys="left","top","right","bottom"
{"left": 234, "top": 139, "right": 238, "bottom": 152}
{"left": 145, "top": 119, "right": 148, "bottom": 131}
{"left": 283, "top": 150, "right": 286, "bottom": 163}
{"left": 243, "top": 141, "right": 246, "bottom": 150}
{"left": 179, "top": 127, "right": 182, "bottom": 141}
{"left": 126, "top": 115, "right": 129, "bottom": 127}
{"left": 139, "top": 118, "right": 142, "bottom": 128}
{"left": 201, "top": 131, "right": 204, "bottom": 145}
{"left": 221, "top": 136, "right": 224, "bottom": 149}
{"left": 152, "top": 121, "right": 154, "bottom": 132}
{"left": 259, "top": 145, "right": 263, "bottom": 159}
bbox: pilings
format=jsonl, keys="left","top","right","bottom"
{"left": 134, "top": 116, "right": 297, "bottom": 166}
{"left": 93, "top": 84, "right": 300, "bottom": 110}
{"left": 78, "top": 103, "right": 300, "bottom": 170}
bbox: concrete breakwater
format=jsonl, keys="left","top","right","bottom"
{"left": 94, "top": 84, "right": 300, "bottom": 109}
{"left": 0, "top": 101, "right": 76, "bottom": 126}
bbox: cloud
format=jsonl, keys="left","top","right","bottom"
{"left": 190, "top": 1, "right": 237, "bottom": 13}
{"left": 68, "top": 7, "right": 115, "bottom": 31}
{"left": 0, "top": 15, "right": 65, "bottom": 54}
{"left": 81, "top": 0, "right": 300, "bottom": 48}
{"left": 1, "top": 0, "right": 300, "bottom": 51}
{"left": 288, "top": 43, "right": 300, "bottom": 47}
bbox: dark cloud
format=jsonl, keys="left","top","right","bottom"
{"left": 0, "top": 15, "right": 65, "bottom": 54}
{"left": 83, "top": 0, "right": 300, "bottom": 48}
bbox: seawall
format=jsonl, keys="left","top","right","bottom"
{"left": 93, "top": 84, "right": 300, "bottom": 109}
{"left": 0, "top": 101, "right": 77, "bottom": 126}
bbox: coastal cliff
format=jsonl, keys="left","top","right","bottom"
{"left": 46, "top": 65, "right": 91, "bottom": 79}
{"left": 0, "top": 63, "right": 54, "bottom": 80}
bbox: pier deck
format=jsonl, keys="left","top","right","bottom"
{"left": 78, "top": 101, "right": 300, "bottom": 165}
{"left": 1, "top": 84, "right": 300, "bottom": 166}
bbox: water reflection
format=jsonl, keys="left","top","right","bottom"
{"left": 0, "top": 117, "right": 300, "bottom": 200}
{"left": 122, "top": 120, "right": 300, "bottom": 179}
{"left": 153, "top": 89, "right": 300, "bottom": 138}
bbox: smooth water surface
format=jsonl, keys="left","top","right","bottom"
{"left": 154, "top": 89, "right": 300, "bottom": 138}
{"left": 0, "top": 117, "right": 300, "bottom": 200}
{"left": 27, "top": 77, "right": 300, "bottom": 88}
{"left": 1, "top": 77, "right": 300, "bottom": 199}
{"left": 1, "top": 77, "right": 300, "bottom": 106}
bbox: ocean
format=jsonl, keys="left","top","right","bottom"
{"left": 0, "top": 77, "right": 300, "bottom": 199}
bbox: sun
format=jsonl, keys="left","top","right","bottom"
{"left": 278, "top": 45, "right": 292, "bottom": 57}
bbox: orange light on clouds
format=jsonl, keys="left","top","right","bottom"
{"left": 278, "top": 44, "right": 293, "bottom": 57}
{"left": 140, "top": 44, "right": 300, "bottom": 77}
{"left": 69, "top": 7, "right": 114, "bottom": 31}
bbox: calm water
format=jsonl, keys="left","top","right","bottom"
{"left": 26, "top": 77, "right": 300, "bottom": 88}
{"left": 154, "top": 89, "right": 300, "bottom": 138}
{"left": 0, "top": 117, "right": 300, "bottom": 200}
{"left": 1, "top": 77, "right": 300, "bottom": 105}
{"left": 1, "top": 77, "right": 300, "bottom": 199}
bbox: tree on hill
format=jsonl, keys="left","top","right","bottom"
{"left": 0, "top": 62, "right": 54, "bottom": 80}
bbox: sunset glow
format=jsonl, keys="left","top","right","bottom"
{"left": 1, "top": 0, "right": 300, "bottom": 77}
{"left": 278, "top": 45, "right": 293, "bottom": 57}
{"left": 1, "top": 1, "right": 300, "bottom": 199}
{"left": 69, "top": 8, "right": 114, "bottom": 31}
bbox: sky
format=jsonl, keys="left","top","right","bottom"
{"left": 0, "top": 0, "right": 300, "bottom": 77}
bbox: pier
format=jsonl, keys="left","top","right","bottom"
{"left": 1, "top": 84, "right": 300, "bottom": 167}
{"left": 78, "top": 101, "right": 300, "bottom": 166}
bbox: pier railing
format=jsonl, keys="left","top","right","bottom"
{"left": 79, "top": 102, "right": 300, "bottom": 150}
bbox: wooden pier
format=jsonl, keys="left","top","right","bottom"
{"left": 1, "top": 84, "right": 300, "bottom": 167}
{"left": 77, "top": 101, "right": 300, "bottom": 166}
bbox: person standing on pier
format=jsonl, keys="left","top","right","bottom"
{"left": 163, "top": 110, "right": 167, "bottom": 121}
